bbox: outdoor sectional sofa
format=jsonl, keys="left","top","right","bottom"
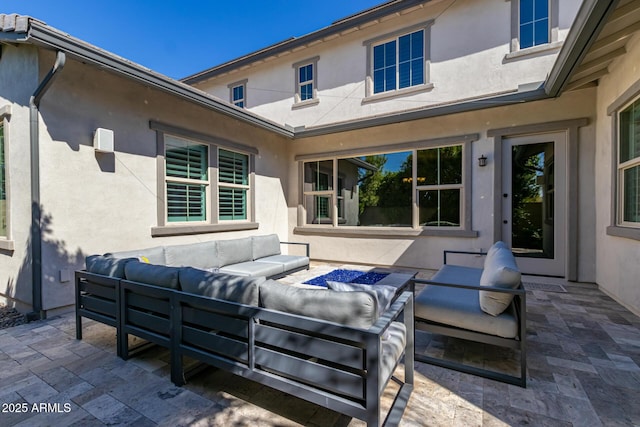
{"left": 75, "top": 234, "right": 414, "bottom": 426}
{"left": 413, "top": 241, "right": 527, "bottom": 387}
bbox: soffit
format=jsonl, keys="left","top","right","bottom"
{"left": 565, "top": 0, "right": 640, "bottom": 91}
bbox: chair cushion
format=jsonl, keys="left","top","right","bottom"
{"left": 124, "top": 261, "right": 181, "bottom": 290}
{"left": 252, "top": 234, "right": 281, "bottom": 260}
{"left": 217, "top": 237, "right": 253, "bottom": 266}
{"left": 479, "top": 244, "right": 521, "bottom": 316}
{"left": 415, "top": 272, "right": 518, "bottom": 338}
{"left": 85, "top": 255, "right": 137, "bottom": 278}
{"left": 256, "top": 255, "right": 309, "bottom": 272}
{"left": 259, "top": 280, "right": 378, "bottom": 329}
{"left": 164, "top": 240, "right": 220, "bottom": 270}
{"left": 179, "top": 267, "right": 264, "bottom": 306}
{"left": 219, "top": 261, "right": 284, "bottom": 278}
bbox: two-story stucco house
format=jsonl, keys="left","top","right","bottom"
{"left": 1, "top": 0, "right": 639, "bottom": 319}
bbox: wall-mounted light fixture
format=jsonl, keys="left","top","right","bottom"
{"left": 93, "top": 128, "right": 114, "bottom": 153}
{"left": 478, "top": 154, "right": 487, "bottom": 167}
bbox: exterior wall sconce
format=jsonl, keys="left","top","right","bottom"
{"left": 478, "top": 154, "right": 487, "bottom": 167}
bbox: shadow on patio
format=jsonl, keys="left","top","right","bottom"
{"left": 0, "top": 265, "right": 639, "bottom": 426}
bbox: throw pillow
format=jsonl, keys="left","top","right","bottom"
{"left": 479, "top": 245, "right": 521, "bottom": 316}
{"left": 325, "top": 281, "right": 397, "bottom": 314}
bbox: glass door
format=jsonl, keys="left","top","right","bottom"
{"left": 502, "top": 132, "right": 566, "bottom": 277}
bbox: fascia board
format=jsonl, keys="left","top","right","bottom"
{"left": 545, "top": 0, "right": 620, "bottom": 97}
{"left": 182, "top": 0, "right": 431, "bottom": 84}
{"left": 26, "top": 22, "right": 294, "bottom": 139}
{"left": 294, "top": 86, "right": 549, "bottom": 138}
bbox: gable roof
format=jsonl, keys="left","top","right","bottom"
{"left": 0, "top": 13, "right": 294, "bottom": 138}
{"left": 181, "top": 0, "right": 431, "bottom": 85}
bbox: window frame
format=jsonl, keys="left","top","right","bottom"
{"left": 507, "top": 0, "right": 561, "bottom": 60}
{"left": 606, "top": 79, "right": 640, "bottom": 241}
{"left": 150, "top": 121, "right": 258, "bottom": 237}
{"left": 296, "top": 134, "right": 477, "bottom": 237}
{"left": 363, "top": 21, "right": 434, "bottom": 100}
{"left": 616, "top": 97, "right": 640, "bottom": 229}
{"left": 0, "top": 105, "right": 12, "bottom": 250}
{"left": 228, "top": 79, "right": 248, "bottom": 108}
{"left": 292, "top": 56, "right": 319, "bottom": 108}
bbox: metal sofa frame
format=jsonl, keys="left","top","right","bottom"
{"left": 413, "top": 250, "right": 527, "bottom": 387}
{"left": 76, "top": 270, "right": 414, "bottom": 426}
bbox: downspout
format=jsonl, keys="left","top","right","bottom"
{"left": 27, "top": 50, "right": 66, "bottom": 320}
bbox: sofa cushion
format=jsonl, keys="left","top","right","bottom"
{"left": 219, "top": 261, "right": 284, "bottom": 278}
{"left": 415, "top": 266, "right": 518, "bottom": 338}
{"left": 479, "top": 244, "right": 521, "bottom": 316}
{"left": 256, "top": 254, "right": 309, "bottom": 272}
{"left": 85, "top": 255, "right": 137, "bottom": 278}
{"left": 179, "top": 267, "right": 264, "bottom": 306}
{"left": 124, "top": 261, "right": 181, "bottom": 290}
{"left": 108, "top": 246, "right": 166, "bottom": 265}
{"left": 252, "top": 234, "right": 281, "bottom": 260}
{"left": 164, "top": 240, "right": 220, "bottom": 270}
{"left": 259, "top": 280, "right": 378, "bottom": 329}
{"left": 326, "top": 281, "right": 396, "bottom": 314}
{"left": 217, "top": 237, "right": 253, "bottom": 266}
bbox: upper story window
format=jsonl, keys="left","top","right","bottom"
{"left": 618, "top": 97, "right": 640, "bottom": 227}
{"left": 293, "top": 57, "right": 319, "bottom": 106}
{"left": 519, "top": 0, "right": 549, "bottom": 49}
{"left": 363, "top": 21, "right": 434, "bottom": 99}
{"left": 228, "top": 79, "right": 247, "bottom": 108}
{"left": 508, "top": 0, "right": 559, "bottom": 57}
{"left": 373, "top": 30, "right": 424, "bottom": 94}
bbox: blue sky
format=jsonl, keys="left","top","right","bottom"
{"left": 3, "top": 0, "right": 384, "bottom": 79}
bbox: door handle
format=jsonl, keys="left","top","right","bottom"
{"left": 503, "top": 220, "right": 508, "bottom": 224}
{"left": 503, "top": 193, "right": 508, "bottom": 198}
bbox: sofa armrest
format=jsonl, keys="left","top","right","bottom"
{"left": 280, "top": 241, "right": 310, "bottom": 258}
{"left": 443, "top": 250, "right": 487, "bottom": 265}
{"left": 370, "top": 291, "right": 413, "bottom": 336}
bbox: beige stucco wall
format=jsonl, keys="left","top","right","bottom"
{"left": 594, "top": 32, "right": 640, "bottom": 316}
{"left": 290, "top": 88, "right": 597, "bottom": 278}
{"left": 0, "top": 43, "right": 39, "bottom": 310}
{"left": 34, "top": 50, "right": 291, "bottom": 312}
{"left": 195, "top": 0, "right": 581, "bottom": 129}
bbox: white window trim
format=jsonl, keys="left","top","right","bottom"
{"left": 506, "top": 0, "right": 559, "bottom": 58}
{"left": 228, "top": 79, "right": 248, "bottom": 108}
{"left": 296, "top": 134, "right": 477, "bottom": 237}
{"left": 292, "top": 56, "right": 320, "bottom": 108}
{"left": 150, "top": 121, "right": 258, "bottom": 237}
{"left": 616, "top": 98, "right": 640, "bottom": 229}
{"left": 363, "top": 20, "right": 434, "bottom": 99}
{"left": 0, "top": 105, "right": 13, "bottom": 251}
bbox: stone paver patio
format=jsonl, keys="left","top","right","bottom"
{"left": 1, "top": 262, "right": 639, "bottom": 426}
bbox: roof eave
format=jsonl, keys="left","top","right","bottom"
{"left": 181, "top": 0, "right": 431, "bottom": 84}
{"left": 294, "top": 85, "right": 548, "bottom": 138}
{"left": 544, "top": 0, "right": 620, "bottom": 97}
{"left": 20, "top": 21, "right": 294, "bottom": 139}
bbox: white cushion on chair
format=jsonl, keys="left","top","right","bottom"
{"left": 479, "top": 242, "right": 521, "bottom": 316}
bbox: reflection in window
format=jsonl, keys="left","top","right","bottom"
{"left": 304, "top": 160, "right": 333, "bottom": 224}
{"left": 416, "top": 145, "right": 462, "bottom": 227}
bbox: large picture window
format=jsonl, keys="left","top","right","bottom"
{"left": 618, "top": 97, "right": 640, "bottom": 226}
{"left": 302, "top": 144, "right": 466, "bottom": 229}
